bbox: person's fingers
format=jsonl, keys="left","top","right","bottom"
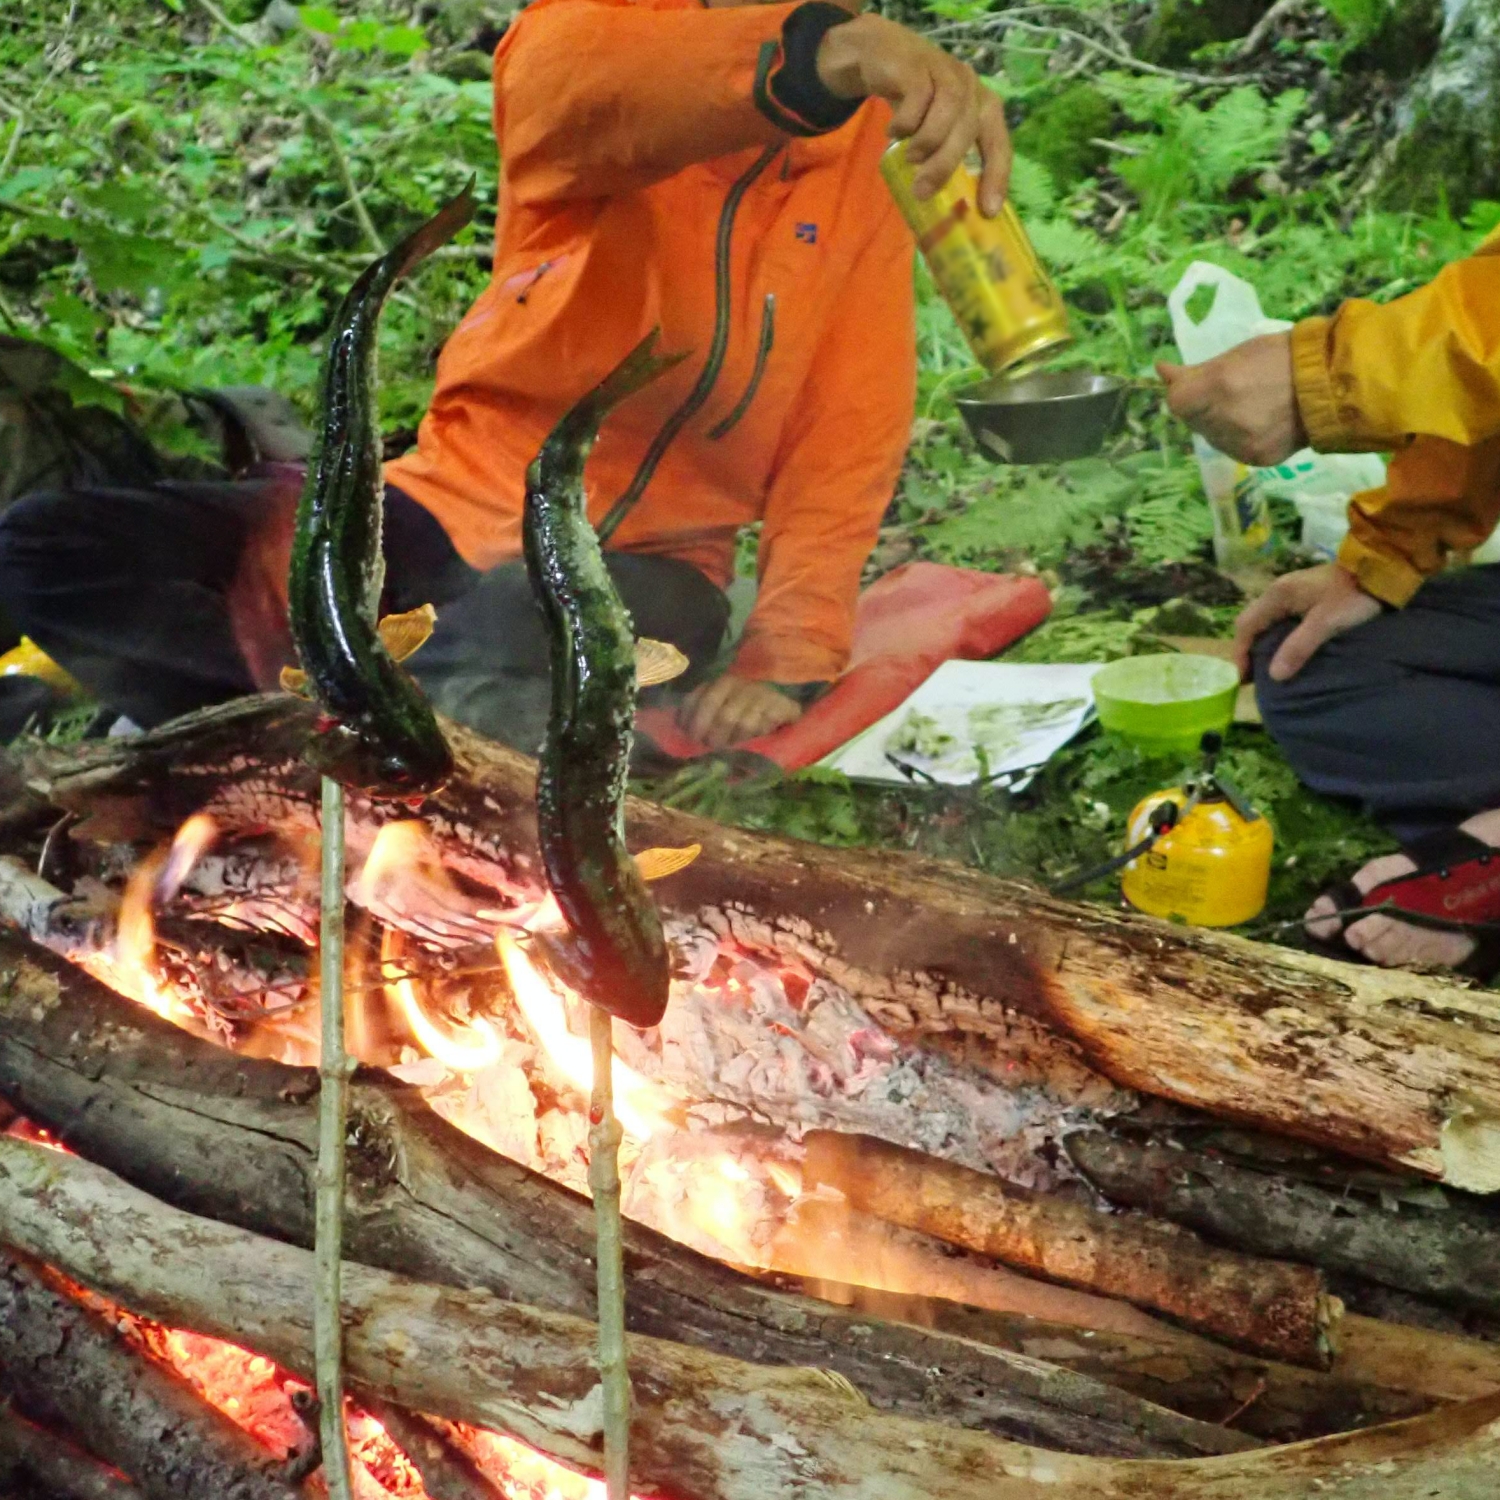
{"left": 885, "top": 66, "right": 934, "bottom": 142}
{"left": 1267, "top": 604, "right": 1336, "bottom": 682}
{"left": 680, "top": 679, "right": 732, "bottom": 743}
{"left": 1232, "top": 586, "right": 1294, "bottom": 678}
{"left": 975, "top": 93, "right": 1011, "bottom": 214}
{"left": 1155, "top": 360, "right": 1183, "bottom": 384}
{"left": 906, "top": 67, "right": 965, "bottom": 176}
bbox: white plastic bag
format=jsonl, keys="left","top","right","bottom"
{"left": 1168, "top": 262, "right": 1387, "bottom": 563}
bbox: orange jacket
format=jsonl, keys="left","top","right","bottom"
{"left": 1290, "top": 229, "right": 1500, "bottom": 605}
{"left": 385, "top": 0, "right": 915, "bottom": 685}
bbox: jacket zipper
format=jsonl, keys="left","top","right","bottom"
{"left": 709, "top": 293, "right": 775, "bottom": 441}
{"left": 595, "top": 144, "right": 781, "bottom": 545}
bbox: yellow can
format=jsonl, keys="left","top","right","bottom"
{"left": 1120, "top": 789, "right": 1273, "bottom": 928}
{"left": 0, "top": 636, "right": 83, "bottom": 697}
{"left": 880, "top": 139, "right": 1071, "bottom": 375}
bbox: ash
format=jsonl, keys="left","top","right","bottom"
{"left": 396, "top": 913, "right": 1133, "bottom": 1241}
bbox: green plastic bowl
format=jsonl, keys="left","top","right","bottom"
{"left": 1091, "top": 654, "right": 1240, "bottom": 755}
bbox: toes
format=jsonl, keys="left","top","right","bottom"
{"left": 1351, "top": 852, "right": 1416, "bottom": 896}
{"left": 1305, "top": 895, "right": 1342, "bottom": 942}
{"left": 1343, "top": 914, "right": 1475, "bottom": 970}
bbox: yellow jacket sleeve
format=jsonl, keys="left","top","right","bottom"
{"left": 1289, "top": 229, "right": 1500, "bottom": 604}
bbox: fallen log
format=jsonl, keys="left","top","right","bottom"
{"left": 0, "top": 1402, "right": 145, "bottom": 1500}
{"left": 0, "top": 927, "right": 1246, "bottom": 1458}
{"left": 0, "top": 1250, "right": 304, "bottom": 1500}
{"left": 8, "top": 1136, "right": 1500, "bottom": 1500}
{"left": 1066, "top": 1132, "right": 1500, "bottom": 1316}
{"left": 802, "top": 1129, "right": 1340, "bottom": 1368}
{"left": 18, "top": 695, "right": 1500, "bottom": 1189}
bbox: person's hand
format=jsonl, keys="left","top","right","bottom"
{"left": 1157, "top": 332, "right": 1307, "bottom": 467}
{"left": 816, "top": 15, "right": 1011, "bottom": 214}
{"left": 1232, "top": 563, "right": 1382, "bottom": 682}
{"left": 678, "top": 676, "right": 803, "bottom": 748}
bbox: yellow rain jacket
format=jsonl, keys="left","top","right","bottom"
{"left": 1290, "top": 229, "right": 1500, "bottom": 604}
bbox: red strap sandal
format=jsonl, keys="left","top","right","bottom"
{"left": 1318, "top": 827, "right": 1500, "bottom": 981}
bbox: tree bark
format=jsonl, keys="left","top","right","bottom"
{"left": 803, "top": 1129, "right": 1339, "bottom": 1369}
{"left": 18, "top": 695, "right": 1500, "bottom": 1190}
{"left": 1065, "top": 1132, "right": 1500, "bottom": 1316}
{"left": 0, "top": 1251, "right": 305, "bottom": 1500}
{"left": 0, "top": 1403, "right": 145, "bottom": 1500}
{"left": 10, "top": 1136, "right": 1500, "bottom": 1500}
{"left": 0, "top": 927, "right": 1248, "bottom": 1460}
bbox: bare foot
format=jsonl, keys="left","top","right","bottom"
{"left": 1304, "top": 807, "right": 1500, "bottom": 970}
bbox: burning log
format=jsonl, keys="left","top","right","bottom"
{"left": 771, "top": 1196, "right": 1499, "bottom": 1443}
{"left": 0, "top": 1402, "right": 145, "bottom": 1500}
{"left": 0, "top": 928, "right": 1250, "bottom": 1458}
{"left": 0, "top": 1250, "right": 305, "bottom": 1500}
{"left": 17, "top": 695, "right": 1500, "bottom": 1190}
{"left": 1065, "top": 1131, "right": 1500, "bottom": 1317}
{"left": 360, "top": 1400, "right": 505, "bottom": 1500}
{"left": 802, "top": 1129, "right": 1340, "bottom": 1369}
{"left": 8, "top": 1135, "right": 1500, "bottom": 1500}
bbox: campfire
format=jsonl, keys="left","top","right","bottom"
{"left": 3, "top": 696, "right": 1500, "bottom": 1500}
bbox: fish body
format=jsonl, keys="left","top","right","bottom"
{"left": 288, "top": 187, "right": 474, "bottom": 796}
{"left": 524, "top": 333, "right": 684, "bottom": 1028}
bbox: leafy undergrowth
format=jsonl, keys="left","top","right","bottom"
{"left": 1, "top": 0, "right": 1470, "bottom": 938}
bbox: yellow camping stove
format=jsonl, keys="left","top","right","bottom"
{"left": 1119, "top": 734, "right": 1273, "bottom": 928}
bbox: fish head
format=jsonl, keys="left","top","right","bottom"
{"left": 529, "top": 928, "right": 671, "bottom": 1031}
{"left": 303, "top": 718, "right": 453, "bottom": 798}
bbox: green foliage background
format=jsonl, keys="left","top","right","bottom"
{"left": 5, "top": 0, "right": 1477, "bottom": 935}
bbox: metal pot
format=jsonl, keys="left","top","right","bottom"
{"left": 954, "top": 368, "right": 1130, "bottom": 464}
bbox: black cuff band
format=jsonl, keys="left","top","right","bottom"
{"left": 754, "top": 2, "right": 862, "bottom": 138}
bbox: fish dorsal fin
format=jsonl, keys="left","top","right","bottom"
{"left": 635, "top": 637, "right": 689, "bottom": 688}
{"left": 378, "top": 603, "right": 438, "bottom": 663}
{"left": 633, "top": 843, "right": 701, "bottom": 882}
{"left": 280, "top": 665, "right": 311, "bottom": 698}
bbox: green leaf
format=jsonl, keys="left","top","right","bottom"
{"left": 296, "top": 6, "right": 342, "bottom": 35}
{"left": 377, "top": 25, "right": 428, "bottom": 57}
{"left": 0, "top": 166, "right": 60, "bottom": 203}
{"left": 51, "top": 359, "right": 126, "bottom": 417}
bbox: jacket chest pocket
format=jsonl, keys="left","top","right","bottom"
{"left": 709, "top": 293, "right": 775, "bottom": 441}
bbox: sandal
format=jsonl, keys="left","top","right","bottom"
{"left": 1313, "top": 827, "right": 1500, "bottom": 982}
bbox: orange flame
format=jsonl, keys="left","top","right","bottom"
{"left": 107, "top": 813, "right": 219, "bottom": 1022}
{"left": 380, "top": 926, "right": 502, "bottom": 1073}
{"left": 359, "top": 821, "right": 504, "bottom": 1073}
{"left": 495, "top": 934, "right": 662, "bottom": 1140}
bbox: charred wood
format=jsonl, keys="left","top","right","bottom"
{"left": 1066, "top": 1132, "right": 1500, "bottom": 1318}
{"left": 803, "top": 1129, "right": 1340, "bottom": 1369}
{"left": 9, "top": 1136, "right": 1500, "bottom": 1500}
{"left": 770, "top": 1197, "right": 1480, "bottom": 1443}
{"left": 0, "top": 928, "right": 1249, "bottom": 1459}
{"left": 17, "top": 696, "right": 1500, "bottom": 1190}
{"left": 0, "top": 1402, "right": 145, "bottom": 1500}
{"left": 0, "top": 1250, "right": 305, "bottom": 1500}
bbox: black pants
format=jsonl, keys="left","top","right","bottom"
{"left": 0, "top": 478, "right": 729, "bottom": 753}
{"left": 1255, "top": 565, "right": 1500, "bottom": 844}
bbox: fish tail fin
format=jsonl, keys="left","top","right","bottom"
{"left": 591, "top": 330, "right": 688, "bottom": 414}
{"left": 384, "top": 180, "right": 478, "bottom": 284}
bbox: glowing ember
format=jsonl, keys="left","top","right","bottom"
{"left": 495, "top": 933, "right": 663, "bottom": 1140}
